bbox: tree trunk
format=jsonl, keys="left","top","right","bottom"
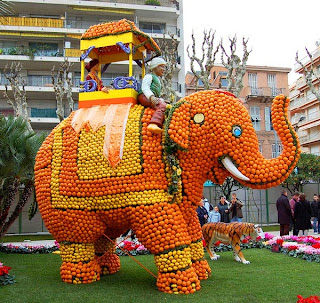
{"left": 0, "top": 181, "right": 33, "bottom": 238}
{"left": 0, "top": 178, "right": 20, "bottom": 236}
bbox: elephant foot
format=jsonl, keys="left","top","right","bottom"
{"left": 192, "top": 260, "right": 211, "bottom": 280}
{"left": 60, "top": 260, "right": 101, "bottom": 284}
{"left": 156, "top": 267, "right": 200, "bottom": 294}
{"left": 96, "top": 253, "right": 120, "bottom": 275}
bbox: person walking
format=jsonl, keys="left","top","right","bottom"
{"left": 229, "top": 192, "right": 244, "bottom": 222}
{"left": 276, "top": 189, "right": 292, "bottom": 236}
{"left": 196, "top": 198, "right": 208, "bottom": 227}
{"left": 294, "top": 193, "right": 312, "bottom": 236}
{"left": 311, "top": 194, "right": 320, "bottom": 234}
{"left": 218, "top": 196, "right": 230, "bottom": 223}
{"left": 289, "top": 192, "right": 300, "bottom": 236}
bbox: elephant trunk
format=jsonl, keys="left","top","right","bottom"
{"left": 224, "top": 95, "right": 301, "bottom": 189}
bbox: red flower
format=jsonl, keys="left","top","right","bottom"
{"left": 242, "top": 239, "right": 249, "bottom": 244}
{"left": 276, "top": 239, "right": 284, "bottom": 245}
{"left": 0, "top": 265, "right": 11, "bottom": 275}
{"left": 312, "top": 243, "right": 320, "bottom": 249}
{"left": 297, "top": 295, "right": 320, "bottom": 302}
{"left": 288, "top": 245, "right": 298, "bottom": 251}
{"left": 256, "top": 236, "right": 262, "bottom": 241}
{"left": 214, "top": 241, "right": 222, "bottom": 246}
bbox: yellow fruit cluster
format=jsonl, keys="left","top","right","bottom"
{"left": 60, "top": 243, "right": 95, "bottom": 263}
{"left": 154, "top": 247, "right": 192, "bottom": 272}
{"left": 77, "top": 106, "right": 142, "bottom": 179}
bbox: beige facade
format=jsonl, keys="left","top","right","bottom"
{"left": 289, "top": 46, "right": 320, "bottom": 156}
{"left": 0, "top": 0, "right": 184, "bottom": 132}
{"left": 185, "top": 64, "right": 291, "bottom": 159}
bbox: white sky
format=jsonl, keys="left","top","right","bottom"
{"left": 182, "top": 0, "right": 320, "bottom": 84}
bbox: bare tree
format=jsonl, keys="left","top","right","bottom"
{"left": 220, "top": 35, "right": 251, "bottom": 97}
{"left": 3, "top": 62, "right": 31, "bottom": 130}
{"left": 157, "top": 33, "right": 179, "bottom": 102}
{"left": 295, "top": 46, "right": 320, "bottom": 101}
{"left": 187, "top": 29, "right": 219, "bottom": 90}
{"left": 51, "top": 60, "right": 74, "bottom": 122}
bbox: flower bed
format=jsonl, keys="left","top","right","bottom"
{"left": 2, "top": 233, "right": 320, "bottom": 264}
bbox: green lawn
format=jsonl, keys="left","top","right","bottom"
{"left": 1, "top": 234, "right": 54, "bottom": 243}
{"left": 1, "top": 249, "right": 318, "bottom": 303}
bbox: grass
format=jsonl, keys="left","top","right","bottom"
{"left": 1, "top": 234, "right": 54, "bottom": 243}
{"left": 1, "top": 249, "right": 319, "bottom": 303}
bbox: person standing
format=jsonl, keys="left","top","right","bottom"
{"left": 276, "top": 189, "right": 292, "bottom": 236}
{"left": 208, "top": 206, "right": 221, "bottom": 223}
{"left": 229, "top": 192, "right": 244, "bottom": 222}
{"left": 294, "top": 193, "right": 312, "bottom": 236}
{"left": 218, "top": 196, "right": 230, "bottom": 223}
{"left": 289, "top": 192, "right": 300, "bottom": 236}
{"left": 196, "top": 199, "right": 208, "bottom": 227}
{"left": 311, "top": 194, "right": 320, "bottom": 234}
{"left": 202, "top": 196, "right": 212, "bottom": 213}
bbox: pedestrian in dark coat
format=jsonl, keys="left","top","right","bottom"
{"left": 218, "top": 196, "right": 230, "bottom": 223}
{"left": 196, "top": 199, "right": 208, "bottom": 227}
{"left": 276, "top": 189, "right": 291, "bottom": 236}
{"left": 294, "top": 193, "right": 312, "bottom": 236}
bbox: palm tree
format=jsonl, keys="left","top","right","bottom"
{"left": 0, "top": 115, "right": 45, "bottom": 238}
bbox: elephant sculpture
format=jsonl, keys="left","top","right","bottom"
{"left": 34, "top": 90, "right": 300, "bottom": 293}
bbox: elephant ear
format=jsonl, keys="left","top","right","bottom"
{"left": 164, "top": 100, "right": 191, "bottom": 150}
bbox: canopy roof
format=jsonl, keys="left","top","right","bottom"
{"left": 81, "top": 19, "right": 161, "bottom": 56}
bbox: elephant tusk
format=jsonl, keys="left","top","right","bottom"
{"left": 221, "top": 157, "right": 250, "bottom": 182}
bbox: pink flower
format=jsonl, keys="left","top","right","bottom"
{"left": 264, "top": 232, "right": 274, "bottom": 240}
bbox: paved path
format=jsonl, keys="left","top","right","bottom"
{"left": 2, "top": 229, "right": 319, "bottom": 248}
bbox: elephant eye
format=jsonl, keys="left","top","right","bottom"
{"left": 232, "top": 125, "right": 242, "bottom": 138}
{"left": 193, "top": 113, "right": 205, "bottom": 124}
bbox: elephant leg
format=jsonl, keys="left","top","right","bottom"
{"left": 179, "top": 202, "right": 211, "bottom": 280}
{"left": 59, "top": 242, "right": 100, "bottom": 284}
{"left": 132, "top": 202, "right": 201, "bottom": 294}
{"left": 94, "top": 236, "right": 120, "bottom": 275}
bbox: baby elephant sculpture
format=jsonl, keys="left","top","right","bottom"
{"left": 35, "top": 90, "right": 300, "bottom": 293}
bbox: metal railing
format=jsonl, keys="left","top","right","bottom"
{"left": 0, "top": 16, "right": 63, "bottom": 28}
{"left": 244, "top": 86, "right": 286, "bottom": 97}
{"left": 85, "top": 0, "right": 178, "bottom": 8}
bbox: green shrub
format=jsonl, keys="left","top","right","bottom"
{"left": 145, "top": 0, "right": 161, "bottom": 6}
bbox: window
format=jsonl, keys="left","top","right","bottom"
{"left": 259, "top": 143, "right": 262, "bottom": 154}
{"left": 250, "top": 106, "right": 261, "bottom": 131}
{"left": 29, "top": 42, "right": 59, "bottom": 56}
{"left": 272, "top": 143, "right": 282, "bottom": 158}
{"left": 267, "top": 74, "right": 277, "bottom": 96}
{"left": 139, "top": 22, "right": 165, "bottom": 34}
{"left": 248, "top": 73, "right": 258, "bottom": 95}
{"left": 307, "top": 106, "right": 318, "bottom": 121}
{"left": 310, "top": 145, "right": 320, "bottom": 156}
{"left": 265, "top": 107, "right": 273, "bottom": 131}
{"left": 219, "top": 71, "right": 228, "bottom": 88}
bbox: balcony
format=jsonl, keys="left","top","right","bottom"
{"left": 64, "top": 48, "right": 81, "bottom": 57}
{"left": 294, "top": 47, "right": 320, "bottom": 72}
{"left": 86, "top": 0, "right": 178, "bottom": 8}
{"left": 0, "top": 16, "right": 63, "bottom": 28}
{"left": 299, "top": 133, "right": 320, "bottom": 145}
{"left": 244, "top": 86, "right": 287, "bottom": 102}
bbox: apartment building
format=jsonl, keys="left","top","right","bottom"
{"left": 185, "top": 64, "right": 291, "bottom": 159}
{"left": 289, "top": 46, "right": 320, "bottom": 156}
{"left": 0, "top": 0, "right": 184, "bottom": 131}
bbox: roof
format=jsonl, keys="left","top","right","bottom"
{"left": 81, "top": 19, "right": 161, "bottom": 55}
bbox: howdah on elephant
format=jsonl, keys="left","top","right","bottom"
{"left": 34, "top": 90, "right": 300, "bottom": 293}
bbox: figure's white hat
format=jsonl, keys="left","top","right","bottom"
{"left": 148, "top": 57, "right": 167, "bottom": 70}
